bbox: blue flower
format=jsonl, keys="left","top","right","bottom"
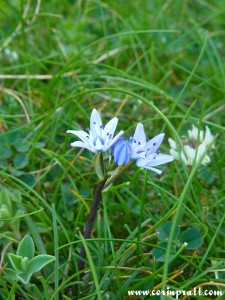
{"left": 67, "top": 109, "right": 124, "bottom": 153}
{"left": 130, "top": 123, "right": 174, "bottom": 174}
{"left": 111, "top": 139, "right": 131, "bottom": 166}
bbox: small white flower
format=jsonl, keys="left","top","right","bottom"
{"left": 67, "top": 109, "right": 124, "bottom": 153}
{"left": 11, "top": 50, "right": 19, "bottom": 61}
{"left": 168, "top": 125, "right": 214, "bottom": 166}
{"left": 202, "top": 126, "right": 215, "bottom": 149}
{"left": 188, "top": 126, "right": 204, "bottom": 141}
{"left": 2, "top": 48, "right": 19, "bottom": 62}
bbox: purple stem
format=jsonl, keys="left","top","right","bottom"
{"left": 78, "top": 178, "right": 107, "bottom": 271}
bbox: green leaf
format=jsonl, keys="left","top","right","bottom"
{"left": 13, "top": 153, "right": 29, "bottom": 169}
{"left": 0, "top": 189, "right": 12, "bottom": 210}
{"left": 34, "top": 141, "right": 46, "bottom": 149}
{"left": 0, "top": 144, "right": 12, "bottom": 159}
{"left": 8, "top": 253, "right": 23, "bottom": 272}
{"left": 27, "top": 255, "right": 55, "bottom": 273}
{"left": 12, "top": 190, "right": 22, "bottom": 203}
{"left": 61, "top": 183, "right": 76, "bottom": 205}
{"left": 7, "top": 130, "right": 25, "bottom": 145}
{"left": 17, "top": 235, "right": 35, "bottom": 259}
{"left": 16, "top": 272, "right": 32, "bottom": 284}
{"left": 156, "top": 221, "right": 180, "bottom": 242}
{"left": 2, "top": 268, "right": 18, "bottom": 281}
{"left": 0, "top": 205, "right": 10, "bottom": 218}
{"left": 14, "top": 139, "right": 30, "bottom": 153}
{"left": 8, "top": 166, "right": 24, "bottom": 176}
{"left": 180, "top": 229, "right": 203, "bottom": 250}
{"left": 198, "top": 169, "right": 216, "bottom": 184}
{"left": 14, "top": 209, "right": 24, "bottom": 218}
{"left": 94, "top": 152, "right": 105, "bottom": 180}
{"left": 0, "top": 158, "right": 8, "bottom": 169}
{"left": 21, "top": 257, "right": 29, "bottom": 271}
{"left": 152, "top": 242, "right": 176, "bottom": 262}
{"left": 34, "top": 222, "right": 50, "bottom": 233}
{"left": 19, "top": 173, "right": 35, "bottom": 187}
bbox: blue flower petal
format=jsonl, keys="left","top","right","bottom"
{"left": 112, "top": 140, "right": 131, "bottom": 166}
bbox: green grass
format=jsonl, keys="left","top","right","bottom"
{"left": 1, "top": 0, "right": 225, "bottom": 299}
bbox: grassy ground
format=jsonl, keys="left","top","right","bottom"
{"left": 1, "top": 0, "right": 225, "bottom": 299}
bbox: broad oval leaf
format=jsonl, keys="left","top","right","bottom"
{"left": 19, "top": 174, "right": 35, "bottom": 188}
{"left": 17, "top": 235, "right": 35, "bottom": 259}
{"left": 27, "top": 255, "right": 55, "bottom": 274}
{"left": 156, "top": 221, "right": 180, "bottom": 242}
{"left": 13, "top": 153, "right": 29, "bottom": 169}
{"left": 8, "top": 253, "right": 23, "bottom": 272}
{"left": 152, "top": 242, "right": 176, "bottom": 262}
{"left": 14, "top": 139, "right": 30, "bottom": 153}
{"left": 180, "top": 229, "right": 203, "bottom": 250}
{"left": 0, "top": 144, "right": 12, "bottom": 159}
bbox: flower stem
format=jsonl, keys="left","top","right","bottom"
{"left": 103, "top": 160, "right": 135, "bottom": 190}
{"left": 78, "top": 178, "right": 107, "bottom": 271}
{"left": 78, "top": 160, "right": 135, "bottom": 272}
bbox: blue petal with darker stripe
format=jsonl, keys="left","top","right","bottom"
{"left": 112, "top": 140, "right": 131, "bottom": 166}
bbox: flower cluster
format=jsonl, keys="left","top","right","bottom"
{"left": 67, "top": 109, "right": 174, "bottom": 175}
{"left": 168, "top": 125, "right": 214, "bottom": 166}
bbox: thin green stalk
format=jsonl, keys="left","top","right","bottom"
{"left": 161, "top": 138, "right": 216, "bottom": 289}
{"left": 102, "top": 194, "right": 122, "bottom": 298}
{"left": 52, "top": 204, "right": 59, "bottom": 300}
{"left": 24, "top": 215, "right": 46, "bottom": 255}
{"left": 137, "top": 170, "right": 148, "bottom": 265}
{"left": 79, "top": 233, "right": 103, "bottom": 300}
